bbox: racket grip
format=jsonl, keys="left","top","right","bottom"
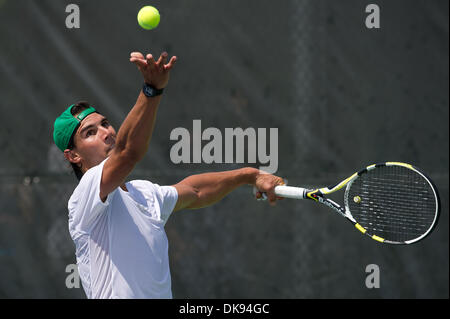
{"left": 274, "top": 186, "right": 306, "bottom": 199}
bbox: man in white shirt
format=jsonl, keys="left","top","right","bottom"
{"left": 53, "top": 51, "right": 284, "bottom": 299}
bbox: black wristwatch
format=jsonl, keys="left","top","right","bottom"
{"left": 142, "top": 83, "right": 164, "bottom": 97}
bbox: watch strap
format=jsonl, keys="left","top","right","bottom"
{"left": 142, "top": 83, "right": 164, "bottom": 97}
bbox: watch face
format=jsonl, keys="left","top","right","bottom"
{"left": 145, "top": 86, "right": 154, "bottom": 95}
{"left": 143, "top": 84, "right": 162, "bottom": 97}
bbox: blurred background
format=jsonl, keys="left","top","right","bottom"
{"left": 0, "top": 0, "right": 448, "bottom": 298}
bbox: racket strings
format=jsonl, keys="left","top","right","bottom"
{"left": 345, "top": 166, "right": 437, "bottom": 243}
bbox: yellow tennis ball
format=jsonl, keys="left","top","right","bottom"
{"left": 137, "top": 6, "right": 160, "bottom": 30}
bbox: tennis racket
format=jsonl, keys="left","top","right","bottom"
{"left": 270, "top": 162, "right": 440, "bottom": 244}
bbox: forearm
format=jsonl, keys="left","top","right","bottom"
{"left": 115, "top": 91, "right": 161, "bottom": 160}
{"left": 116, "top": 51, "right": 176, "bottom": 161}
{"left": 179, "top": 167, "right": 259, "bottom": 209}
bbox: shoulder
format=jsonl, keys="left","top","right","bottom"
{"left": 68, "top": 159, "right": 116, "bottom": 235}
{"left": 130, "top": 179, "right": 177, "bottom": 191}
{"left": 68, "top": 158, "right": 112, "bottom": 215}
{"left": 70, "top": 160, "right": 107, "bottom": 198}
{"left": 128, "top": 180, "right": 178, "bottom": 204}
{"left": 127, "top": 180, "right": 178, "bottom": 224}
{"left": 128, "top": 179, "right": 157, "bottom": 193}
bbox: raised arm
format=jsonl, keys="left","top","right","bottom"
{"left": 172, "top": 168, "right": 284, "bottom": 212}
{"left": 100, "top": 51, "right": 177, "bottom": 201}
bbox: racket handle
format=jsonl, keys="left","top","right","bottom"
{"left": 274, "top": 186, "right": 306, "bottom": 199}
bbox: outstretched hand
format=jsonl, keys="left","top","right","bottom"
{"left": 130, "top": 51, "right": 177, "bottom": 90}
{"left": 253, "top": 171, "right": 285, "bottom": 206}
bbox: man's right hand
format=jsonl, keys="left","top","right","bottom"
{"left": 130, "top": 51, "right": 177, "bottom": 89}
{"left": 99, "top": 51, "right": 176, "bottom": 202}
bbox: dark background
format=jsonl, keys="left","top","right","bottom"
{"left": 0, "top": 0, "right": 448, "bottom": 298}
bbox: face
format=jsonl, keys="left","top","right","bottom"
{"left": 64, "top": 113, "right": 116, "bottom": 173}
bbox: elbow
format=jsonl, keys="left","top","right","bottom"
{"left": 187, "top": 187, "right": 202, "bottom": 209}
{"left": 114, "top": 138, "right": 146, "bottom": 163}
{"left": 173, "top": 184, "right": 202, "bottom": 212}
{"left": 184, "top": 186, "right": 202, "bottom": 210}
{"left": 118, "top": 148, "right": 145, "bottom": 164}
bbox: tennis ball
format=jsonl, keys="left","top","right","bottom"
{"left": 137, "top": 6, "right": 160, "bottom": 30}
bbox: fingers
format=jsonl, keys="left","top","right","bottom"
{"left": 255, "top": 191, "right": 283, "bottom": 203}
{"left": 156, "top": 52, "right": 168, "bottom": 69}
{"left": 130, "top": 57, "right": 147, "bottom": 69}
{"left": 131, "top": 51, "right": 177, "bottom": 88}
{"left": 266, "top": 188, "right": 277, "bottom": 206}
{"left": 254, "top": 174, "right": 286, "bottom": 206}
{"left": 146, "top": 54, "right": 157, "bottom": 71}
{"left": 164, "top": 56, "right": 177, "bottom": 71}
{"left": 146, "top": 52, "right": 174, "bottom": 72}
{"left": 130, "top": 52, "right": 147, "bottom": 70}
{"left": 254, "top": 182, "right": 277, "bottom": 205}
{"left": 130, "top": 51, "right": 177, "bottom": 72}
{"left": 130, "top": 52, "right": 145, "bottom": 59}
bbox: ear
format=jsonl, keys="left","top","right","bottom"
{"left": 63, "top": 149, "right": 82, "bottom": 167}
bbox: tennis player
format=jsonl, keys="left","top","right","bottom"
{"left": 53, "top": 51, "right": 284, "bottom": 299}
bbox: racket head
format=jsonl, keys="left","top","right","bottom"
{"left": 344, "top": 162, "right": 440, "bottom": 244}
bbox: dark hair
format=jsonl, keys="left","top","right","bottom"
{"left": 67, "top": 101, "right": 93, "bottom": 181}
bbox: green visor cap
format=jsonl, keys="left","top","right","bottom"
{"left": 53, "top": 105, "right": 97, "bottom": 151}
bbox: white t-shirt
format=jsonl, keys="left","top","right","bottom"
{"left": 68, "top": 158, "right": 178, "bottom": 299}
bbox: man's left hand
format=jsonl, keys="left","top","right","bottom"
{"left": 254, "top": 171, "right": 285, "bottom": 206}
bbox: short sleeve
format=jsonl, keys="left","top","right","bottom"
{"left": 125, "top": 180, "right": 178, "bottom": 226}
{"left": 68, "top": 158, "right": 116, "bottom": 235}
{"left": 154, "top": 185, "right": 178, "bottom": 225}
